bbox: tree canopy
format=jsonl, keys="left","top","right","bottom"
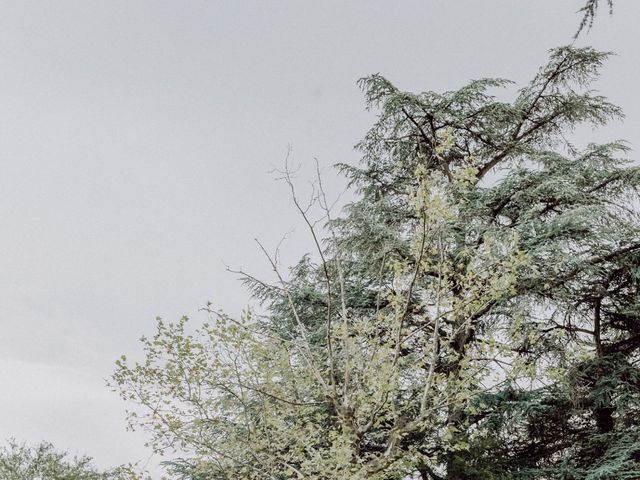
{"left": 111, "top": 43, "right": 640, "bottom": 479}
{"left": 0, "top": 441, "right": 143, "bottom": 480}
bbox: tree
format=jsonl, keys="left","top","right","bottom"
{"left": 111, "top": 43, "right": 640, "bottom": 480}
{"left": 0, "top": 440, "right": 144, "bottom": 480}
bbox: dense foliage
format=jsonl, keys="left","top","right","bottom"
{"left": 112, "top": 43, "right": 640, "bottom": 479}
{"left": 0, "top": 441, "right": 142, "bottom": 480}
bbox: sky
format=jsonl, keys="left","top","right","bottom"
{"left": 1, "top": 1, "right": 639, "bottom": 476}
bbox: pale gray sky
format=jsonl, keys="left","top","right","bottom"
{"left": 1, "top": 1, "right": 639, "bottom": 476}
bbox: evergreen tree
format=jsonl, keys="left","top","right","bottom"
{"left": 112, "top": 44, "right": 640, "bottom": 479}
{"left": 332, "top": 44, "right": 639, "bottom": 479}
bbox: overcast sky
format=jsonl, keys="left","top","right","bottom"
{"left": 1, "top": 1, "right": 639, "bottom": 476}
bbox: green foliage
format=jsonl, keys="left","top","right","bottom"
{"left": 0, "top": 441, "right": 144, "bottom": 480}
{"left": 112, "top": 45, "right": 640, "bottom": 480}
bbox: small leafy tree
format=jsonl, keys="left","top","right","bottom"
{"left": 112, "top": 44, "right": 640, "bottom": 479}
{"left": 0, "top": 441, "right": 144, "bottom": 480}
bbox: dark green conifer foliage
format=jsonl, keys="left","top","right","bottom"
{"left": 113, "top": 10, "right": 639, "bottom": 479}
{"left": 241, "top": 45, "right": 640, "bottom": 479}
